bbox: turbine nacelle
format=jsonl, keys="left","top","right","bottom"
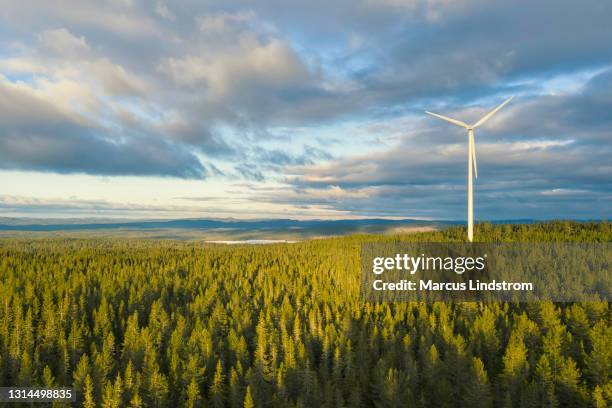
{"left": 425, "top": 96, "right": 513, "bottom": 179}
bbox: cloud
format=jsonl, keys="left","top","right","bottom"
{"left": 0, "top": 78, "right": 206, "bottom": 178}
{"left": 283, "top": 69, "right": 612, "bottom": 218}
{"left": 235, "top": 164, "right": 264, "bottom": 181}
{"left": 158, "top": 33, "right": 320, "bottom": 128}
{"left": 197, "top": 10, "right": 257, "bottom": 34}
{"left": 38, "top": 28, "right": 90, "bottom": 55}
{"left": 0, "top": 194, "right": 222, "bottom": 216}
{"left": 155, "top": 1, "right": 175, "bottom": 21}
{"left": 0, "top": 1, "right": 160, "bottom": 40}
{"left": 0, "top": 0, "right": 610, "bottom": 218}
{"left": 252, "top": 145, "right": 333, "bottom": 168}
{"left": 162, "top": 37, "right": 308, "bottom": 93}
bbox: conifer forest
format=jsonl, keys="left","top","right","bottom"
{"left": 0, "top": 221, "right": 610, "bottom": 407}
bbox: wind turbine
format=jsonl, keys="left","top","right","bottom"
{"left": 426, "top": 96, "right": 513, "bottom": 242}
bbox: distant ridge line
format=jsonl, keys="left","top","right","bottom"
{"left": 0, "top": 218, "right": 439, "bottom": 231}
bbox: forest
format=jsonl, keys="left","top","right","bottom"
{"left": 0, "top": 221, "right": 610, "bottom": 407}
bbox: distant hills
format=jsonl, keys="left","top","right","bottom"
{"left": 0, "top": 217, "right": 449, "bottom": 240}
{"left": 0, "top": 217, "right": 545, "bottom": 240}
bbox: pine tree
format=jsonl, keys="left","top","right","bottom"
{"left": 463, "top": 357, "right": 492, "bottom": 408}
{"left": 113, "top": 374, "right": 124, "bottom": 407}
{"left": 556, "top": 357, "right": 584, "bottom": 407}
{"left": 502, "top": 333, "right": 529, "bottom": 405}
{"left": 102, "top": 380, "right": 118, "bottom": 408}
{"left": 148, "top": 371, "right": 169, "bottom": 408}
{"left": 210, "top": 360, "right": 225, "bottom": 408}
{"left": 229, "top": 367, "right": 244, "bottom": 408}
{"left": 73, "top": 354, "right": 91, "bottom": 400}
{"left": 129, "top": 390, "right": 143, "bottom": 408}
{"left": 185, "top": 378, "right": 200, "bottom": 408}
{"left": 83, "top": 374, "right": 96, "bottom": 408}
{"left": 42, "top": 365, "right": 56, "bottom": 387}
{"left": 534, "top": 355, "right": 558, "bottom": 408}
{"left": 584, "top": 321, "right": 611, "bottom": 387}
{"left": 123, "top": 361, "right": 135, "bottom": 403}
{"left": 244, "top": 385, "right": 255, "bottom": 408}
{"left": 255, "top": 315, "right": 274, "bottom": 382}
{"left": 591, "top": 386, "right": 606, "bottom": 408}
{"left": 16, "top": 350, "right": 33, "bottom": 386}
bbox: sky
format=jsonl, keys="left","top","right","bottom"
{"left": 0, "top": 0, "right": 610, "bottom": 220}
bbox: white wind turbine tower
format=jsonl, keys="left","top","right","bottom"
{"left": 426, "top": 96, "right": 513, "bottom": 242}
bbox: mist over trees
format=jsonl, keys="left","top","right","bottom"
{"left": 0, "top": 221, "right": 610, "bottom": 407}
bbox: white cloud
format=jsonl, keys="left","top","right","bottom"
{"left": 364, "top": 0, "right": 478, "bottom": 21}
{"left": 2, "top": 1, "right": 159, "bottom": 38}
{"left": 160, "top": 36, "right": 312, "bottom": 99}
{"left": 155, "top": 1, "right": 175, "bottom": 21}
{"left": 540, "top": 188, "right": 587, "bottom": 196}
{"left": 508, "top": 140, "right": 574, "bottom": 151}
{"left": 85, "top": 58, "right": 147, "bottom": 96}
{"left": 198, "top": 10, "right": 256, "bottom": 33}
{"left": 38, "top": 28, "right": 90, "bottom": 56}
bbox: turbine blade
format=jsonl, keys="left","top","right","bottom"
{"left": 472, "top": 96, "right": 514, "bottom": 128}
{"left": 470, "top": 132, "right": 478, "bottom": 179}
{"left": 425, "top": 111, "right": 469, "bottom": 128}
